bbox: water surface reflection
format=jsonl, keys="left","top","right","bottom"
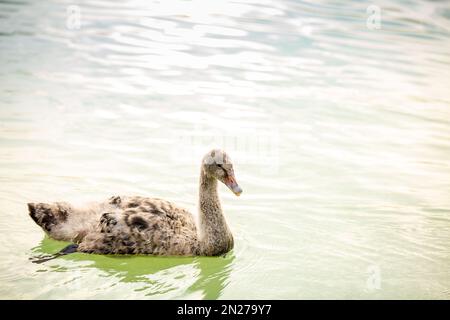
{"left": 32, "top": 237, "right": 234, "bottom": 299}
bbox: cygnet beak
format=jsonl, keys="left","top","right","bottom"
{"left": 224, "top": 174, "right": 243, "bottom": 196}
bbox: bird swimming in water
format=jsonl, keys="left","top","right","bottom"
{"left": 27, "top": 149, "right": 242, "bottom": 257}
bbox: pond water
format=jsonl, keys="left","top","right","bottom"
{"left": 0, "top": 0, "right": 449, "bottom": 299}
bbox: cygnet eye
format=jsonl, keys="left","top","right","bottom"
{"left": 216, "top": 167, "right": 225, "bottom": 176}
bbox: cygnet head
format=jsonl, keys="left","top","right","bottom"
{"left": 201, "top": 149, "right": 242, "bottom": 196}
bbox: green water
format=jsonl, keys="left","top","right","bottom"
{"left": 1, "top": 0, "right": 450, "bottom": 299}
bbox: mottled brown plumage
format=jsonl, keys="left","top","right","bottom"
{"left": 27, "top": 150, "right": 242, "bottom": 256}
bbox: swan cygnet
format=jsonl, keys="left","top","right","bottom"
{"left": 27, "top": 149, "right": 242, "bottom": 256}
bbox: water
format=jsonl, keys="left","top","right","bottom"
{"left": 1, "top": 0, "right": 450, "bottom": 299}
